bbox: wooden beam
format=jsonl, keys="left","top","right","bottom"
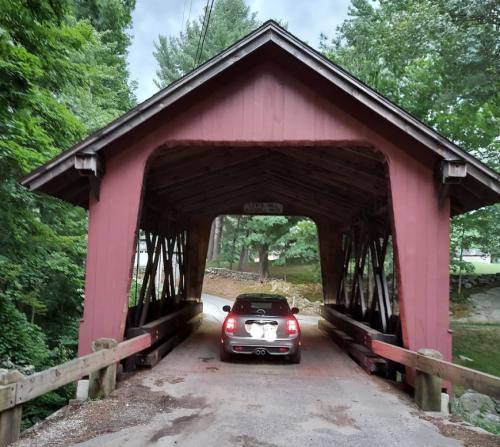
{"left": 271, "top": 147, "right": 386, "bottom": 187}
{"left": 268, "top": 154, "right": 387, "bottom": 196}
{"left": 265, "top": 192, "right": 344, "bottom": 220}
{"left": 265, "top": 184, "right": 352, "bottom": 221}
{"left": 0, "top": 334, "right": 152, "bottom": 411}
{"left": 266, "top": 180, "right": 358, "bottom": 215}
{"left": 275, "top": 146, "right": 385, "bottom": 180}
{"left": 148, "top": 148, "right": 267, "bottom": 190}
{"left": 150, "top": 146, "right": 214, "bottom": 167}
{"left": 268, "top": 166, "right": 370, "bottom": 204}
{"left": 339, "top": 146, "right": 383, "bottom": 162}
{"left": 182, "top": 185, "right": 266, "bottom": 214}
{"left": 162, "top": 158, "right": 266, "bottom": 191}
{"left": 267, "top": 173, "right": 366, "bottom": 211}
{"left": 173, "top": 176, "right": 268, "bottom": 208}
{"left": 319, "top": 306, "right": 396, "bottom": 347}
{"left": 161, "top": 162, "right": 268, "bottom": 200}
{"left": 372, "top": 340, "right": 500, "bottom": 400}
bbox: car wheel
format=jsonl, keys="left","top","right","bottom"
{"left": 289, "top": 347, "right": 301, "bottom": 364}
{"left": 220, "top": 344, "right": 231, "bottom": 362}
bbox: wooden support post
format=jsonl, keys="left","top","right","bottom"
{"left": 316, "top": 219, "right": 343, "bottom": 305}
{"left": 185, "top": 219, "right": 212, "bottom": 301}
{"left": 414, "top": 349, "right": 443, "bottom": 411}
{"left": 88, "top": 338, "right": 118, "bottom": 399}
{"left": 0, "top": 369, "right": 24, "bottom": 447}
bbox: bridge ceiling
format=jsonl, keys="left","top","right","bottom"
{"left": 142, "top": 146, "right": 388, "bottom": 227}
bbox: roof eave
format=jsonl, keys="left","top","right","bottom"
{"left": 20, "top": 21, "right": 500, "bottom": 201}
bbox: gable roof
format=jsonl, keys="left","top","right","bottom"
{"left": 20, "top": 20, "right": 500, "bottom": 211}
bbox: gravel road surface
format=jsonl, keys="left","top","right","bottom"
{"left": 15, "top": 295, "right": 485, "bottom": 447}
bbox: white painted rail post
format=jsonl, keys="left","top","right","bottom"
{"left": 0, "top": 369, "right": 24, "bottom": 447}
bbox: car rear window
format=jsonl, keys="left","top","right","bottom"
{"left": 231, "top": 300, "right": 291, "bottom": 316}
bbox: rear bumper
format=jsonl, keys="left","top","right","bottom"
{"left": 222, "top": 333, "right": 300, "bottom": 355}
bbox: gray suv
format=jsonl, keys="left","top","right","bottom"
{"left": 220, "top": 294, "right": 301, "bottom": 363}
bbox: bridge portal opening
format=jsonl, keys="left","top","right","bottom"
{"left": 120, "top": 144, "right": 406, "bottom": 375}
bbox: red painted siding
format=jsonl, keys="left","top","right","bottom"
{"left": 80, "top": 61, "right": 452, "bottom": 368}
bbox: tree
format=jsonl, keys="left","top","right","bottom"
{"left": 153, "top": 0, "right": 260, "bottom": 88}
{"left": 212, "top": 216, "right": 224, "bottom": 265}
{"left": 244, "top": 216, "right": 298, "bottom": 280}
{"left": 0, "top": 0, "right": 137, "bottom": 427}
{"left": 321, "top": 0, "right": 500, "bottom": 275}
{"left": 321, "top": 0, "right": 499, "bottom": 162}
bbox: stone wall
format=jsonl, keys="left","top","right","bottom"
{"left": 205, "top": 267, "right": 263, "bottom": 282}
{"left": 450, "top": 273, "right": 500, "bottom": 290}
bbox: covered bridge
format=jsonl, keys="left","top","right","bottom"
{"left": 21, "top": 22, "right": 500, "bottom": 380}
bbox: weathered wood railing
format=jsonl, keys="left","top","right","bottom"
{"left": 319, "top": 305, "right": 500, "bottom": 411}
{"left": 0, "top": 303, "right": 203, "bottom": 447}
{"left": 319, "top": 306, "right": 397, "bottom": 375}
{"left": 372, "top": 340, "right": 500, "bottom": 401}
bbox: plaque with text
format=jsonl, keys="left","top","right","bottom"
{"left": 243, "top": 202, "right": 283, "bottom": 214}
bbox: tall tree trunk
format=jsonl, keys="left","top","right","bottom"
{"left": 207, "top": 220, "right": 216, "bottom": 261}
{"left": 458, "top": 224, "right": 465, "bottom": 294}
{"left": 238, "top": 229, "right": 250, "bottom": 271}
{"left": 259, "top": 243, "right": 269, "bottom": 280}
{"left": 229, "top": 217, "right": 241, "bottom": 270}
{"left": 283, "top": 254, "right": 287, "bottom": 282}
{"left": 213, "top": 216, "right": 224, "bottom": 266}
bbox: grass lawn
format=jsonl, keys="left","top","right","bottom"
{"left": 464, "top": 262, "right": 500, "bottom": 275}
{"left": 451, "top": 322, "right": 500, "bottom": 396}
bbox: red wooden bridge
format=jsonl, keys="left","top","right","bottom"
{"left": 20, "top": 20, "right": 500, "bottom": 397}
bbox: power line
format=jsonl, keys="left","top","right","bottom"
{"left": 181, "top": 0, "right": 187, "bottom": 30}
{"left": 193, "top": 0, "right": 211, "bottom": 69}
{"left": 197, "top": 0, "right": 215, "bottom": 67}
{"left": 187, "top": 0, "right": 193, "bottom": 26}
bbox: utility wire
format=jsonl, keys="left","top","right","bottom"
{"left": 196, "top": 0, "right": 215, "bottom": 67}
{"left": 187, "top": 0, "right": 193, "bottom": 25}
{"left": 182, "top": 0, "right": 187, "bottom": 30}
{"left": 193, "top": 0, "right": 211, "bottom": 69}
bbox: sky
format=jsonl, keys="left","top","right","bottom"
{"left": 127, "top": 0, "right": 352, "bottom": 102}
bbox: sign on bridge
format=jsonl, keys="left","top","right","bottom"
{"left": 243, "top": 202, "right": 283, "bottom": 214}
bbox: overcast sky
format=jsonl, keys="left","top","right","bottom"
{"left": 127, "top": 0, "right": 352, "bottom": 102}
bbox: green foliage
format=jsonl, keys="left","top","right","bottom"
{"left": 275, "top": 219, "right": 320, "bottom": 265}
{"left": 451, "top": 322, "right": 500, "bottom": 382}
{"left": 321, "top": 0, "right": 500, "bottom": 270}
{"left": 321, "top": 0, "right": 500, "bottom": 156}
{"left": 245, "top": 216, "right": 293, "bottom": 252}
{"left": 214, "top": 215, "right": 320, "bottom": 280}
{"left": 0, "top": 0, "right": 137, "bottom": 429}
{"left": 153, "top": 0, "right": 261, "bottom": 87}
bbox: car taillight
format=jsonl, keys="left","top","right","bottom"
{"left": 225, "top": 316, "right": 236, "bottom": 332}
{"left": 286, "top": 318, "right": 297, "bottom": 334}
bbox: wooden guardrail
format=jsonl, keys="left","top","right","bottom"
{"left": 372, "top": 340, "right": 500, "bottom": 401}
{"left": 319, "top": 306, "right": 500, "bottom": 411}
{"left": 125, "top": 302, "right": 203, "bottom": 369}
{"left": 319, "top": 306, "right": 397, "bottom": 375}
{"left": 0, "top": 303, "right": 203, "bottom": 447}
{"left": 0, "top": 333, "right": 152, "bottom": 414}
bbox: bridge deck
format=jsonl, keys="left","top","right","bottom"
{"left": 16, "top": 309, "right": 464, "bottom": 447}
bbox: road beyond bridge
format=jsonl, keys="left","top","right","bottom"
{"left": 14, "top": 296, "right": 470, "bottom": 447}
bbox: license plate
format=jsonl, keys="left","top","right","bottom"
{"left": 245, "top": 323, "right": 277, "bottom": 337}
